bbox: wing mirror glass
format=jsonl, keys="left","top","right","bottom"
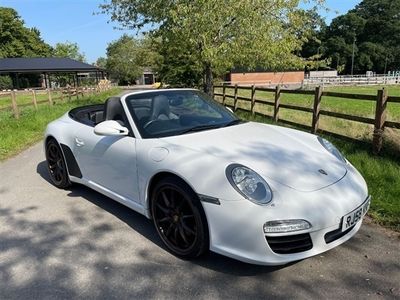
{"left": 94, "top": 120, "right": 129, "bottom": 136}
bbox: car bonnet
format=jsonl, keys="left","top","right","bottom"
{"left": 162, "top": 122, "right": 347, "bottom": 192}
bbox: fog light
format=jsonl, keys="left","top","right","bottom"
{"left": 263, "top": 220, "right": 312, "bottom": 233}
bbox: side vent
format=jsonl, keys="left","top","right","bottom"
{"left": 60, "top": 144, "right": 82, "bottom": 178}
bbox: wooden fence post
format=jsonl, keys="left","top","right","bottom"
{"left": 11, "top": 91, "right": 19, "bottom": 119}
{"left": 311, "top": 86, "right": 323, "bottom": 133}
{"left": 372, "top": 88, "right": 388, "bottom": 154}
{"left": 233, "top": 84, "right": 238, "bottom": 111}
{"left": 60, "top": 88, "right": 64, "bottom": 102}
{"left": 222, "top": 85, "right": 226, "bottom": 105}
{"left": 273, "top": 85, "right": 281, "bottom": 122}
{"left": 251, "top": 85, "right": 256, "bottom": 116}
{"left": 31, "top": 90, "right": 38, "bottom": 110}
{"left": 47, "top": 88, "right": 53, "bottom": 105}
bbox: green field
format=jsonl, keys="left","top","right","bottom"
{"left": 0, "top": 89, "right": 120, "bottom": 160}
{"left": 0, "top": 88, "right": 98, "bottom": 110}
{"left": 0, "top": 90, "right": 67, "bottom": 110}
{"left": 215, "top": 85, "right": 400, "bottom": 144}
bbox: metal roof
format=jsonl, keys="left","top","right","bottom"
{"left": 0, "top": 57, "right": 103, "bottom": 73}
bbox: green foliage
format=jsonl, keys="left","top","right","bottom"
{"left": 0, "top": 75, "right": 12, "bottom": 90}
{"left": 95, "top": 57, "right": 107, "bottom": 69}
{"left": 51, "top": 42, "right": 86, "bottom": 87}
{"left": 303, "top": 0, "right": 400, "bottom": 74}
{"left": 0, "top": 7, "right": 52, "bottom": 58}
{"left": 0, "top": 7, "right": 52, "bottom": 88}
{"left": 53, "top": 41, "right": 86, "bottom": 62}
{"left": 105, "top": 34, "right": 159, "bottom": 85}
{"left": 154, "top": 38, "right": 203, "bottom": 88}
{"left": 101, "top": 0, "right": 322, "bottom": 93}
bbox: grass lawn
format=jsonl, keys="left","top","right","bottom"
{"left": 0, "top": 88, "right": 120, "bottom": 161}
{"left": 235, "top": 110, "right": 400, "bottom": 231}
{"left": 215, "top": 85, "right": 400, "bottom": 146}
{"left": 0, "top": 90, "right": 66, "bottom": 110}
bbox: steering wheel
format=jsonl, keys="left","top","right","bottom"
{"left": 143, "top": 119, "right": 157, "bottom": 129}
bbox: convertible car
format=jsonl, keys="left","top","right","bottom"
{"left": 44, "top": 89, "right": 370, "bottom": 265}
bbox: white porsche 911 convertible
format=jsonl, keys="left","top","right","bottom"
{"left": 44, "top": 89, "right": 370, "bottom": 265}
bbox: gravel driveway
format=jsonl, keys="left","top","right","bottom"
{"left": 0, "top": 142, "right": 399, "bottom": 299}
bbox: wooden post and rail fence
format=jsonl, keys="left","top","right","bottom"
{"left": 213, "top": 85, "right": 400, "bottom": 154}
{"left": 0, "top": 83, "right": 111, "bottom": 120}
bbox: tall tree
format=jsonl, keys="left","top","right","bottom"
{"left": 0, "top": 7, "right": 52, "bottom": 88}
{"left": 105, "top": 34, "right": 159, "bottom": 85}
{"left": 0, "top": 7, "right": 52, "bottom": 58}
{"left": 95, "top": 57, "right": 107, "bottom": 69}
{"left": 309, "top": 0, "right": 400, "bottom": 74}
{"left": 101, "top": 0, "right": 322, "bottom": 94}
{"left": 153, "top": 37, "right": 203, "bottom": 88}
{"left": 53, "top": 41, "right": 86, "bottom": 62}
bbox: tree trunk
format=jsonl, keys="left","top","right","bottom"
{"left": 203, "top": 63, "right": 214, "bottom": 96}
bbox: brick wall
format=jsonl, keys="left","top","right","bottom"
{"left": 229, "top": 71, "right": 304, "bottom": 85}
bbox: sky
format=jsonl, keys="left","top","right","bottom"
{"left": 1, "top": 0, "right": 361, "bottom": 64}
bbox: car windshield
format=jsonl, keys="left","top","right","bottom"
{"left": 125, "top": 90, "right": 241, "bottom": 138}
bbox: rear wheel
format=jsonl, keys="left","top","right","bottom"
{"left": 151, "top": 177, "right": 209, "bottom": 258}
{"left": 45, "top": 139, "right": 71, "bottom": 189}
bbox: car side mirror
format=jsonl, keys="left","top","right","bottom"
{"left": 94, "top": 120, "right": 129, "bottom": 136}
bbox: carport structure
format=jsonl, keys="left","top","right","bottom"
{"left": 0, "top": 57, "right": 105, "bottom": 89}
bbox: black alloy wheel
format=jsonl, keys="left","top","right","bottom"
{"left": 45, "top": 139, "right": 71, "bottom": 188}
{"left": 151, "top": 177, "right": 209, "bottom": 258}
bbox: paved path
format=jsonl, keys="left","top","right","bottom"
{"left": 0, "top": 143, "right": 399, "bottom": 299}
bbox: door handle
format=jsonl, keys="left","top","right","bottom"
{"left": 75, "top": 137, "right": 85, "bottom": 147}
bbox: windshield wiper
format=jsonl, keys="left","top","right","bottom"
{"left": 180, "top": 124, "right": 223, "bottom": 134}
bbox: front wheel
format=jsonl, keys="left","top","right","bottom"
{"left": 45, "top": 139, "right": 71, "bottom": 189}
{"left": 151, "top": 177, "right": 209, "bottom": 259}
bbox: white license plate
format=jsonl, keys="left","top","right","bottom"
{"left": 341, "top": 197, "right": 371, "bottom": 232}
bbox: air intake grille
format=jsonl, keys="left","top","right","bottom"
{"left": 266, "top": 233, "right": 313, "bottom": 254}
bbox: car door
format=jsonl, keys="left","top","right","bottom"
{"left": 73, "top": 123, "right": 139, "bottom": 203}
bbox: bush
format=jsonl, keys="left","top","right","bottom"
{"left": 0, "top": 75, "right": 13, "bottom": 90}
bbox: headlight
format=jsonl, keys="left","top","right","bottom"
{"left": 318, "top": 137, "right": 347, "bottom": 163}
{"left": 226, "top": 164, "right": 273, "bottom": 205}
{"left": 263, "top": 219, "right": 312, "bottom": 233}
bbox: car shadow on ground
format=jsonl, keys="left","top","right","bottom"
{"left": 36, "top": 160, "right": 291, "bottom": 276}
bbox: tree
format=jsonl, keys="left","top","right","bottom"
{"left": 95, "top": 57, "right": 107, "bottom": 69}
{"left": 53, "top": 41, "right": 86, "bottom": 62}
{"left": 0, "top": 75, "right": 12, "bottom": 89}
{"left": 105, "top": 34, "right": 159, "bottom": 85}
{"left": 0, "top": 7, "right": 52, "bottom": 58}
{"left": 313, "top": 0, "right": 400, "bottom": 74}
{"left": 101, "top": 0, "right": 322, "bottom": 94}
{"left": 298, "top": 9, "right": 329, "bottom": 71}
{"left": 0, "top": 7, "right": 52, "bottom": 88}
{"left": 153, "top": 38, "right": 203, "bottom": 88}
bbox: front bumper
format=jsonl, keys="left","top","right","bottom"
{"left": 201, "top": 163, "right": 369, "bottom": 265}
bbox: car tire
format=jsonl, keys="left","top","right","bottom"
{"left": 45, "top": 139, "right": 71, "bottom": 189}
{"left": 151, "top": 176, "right": 209, "bottom": 259}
